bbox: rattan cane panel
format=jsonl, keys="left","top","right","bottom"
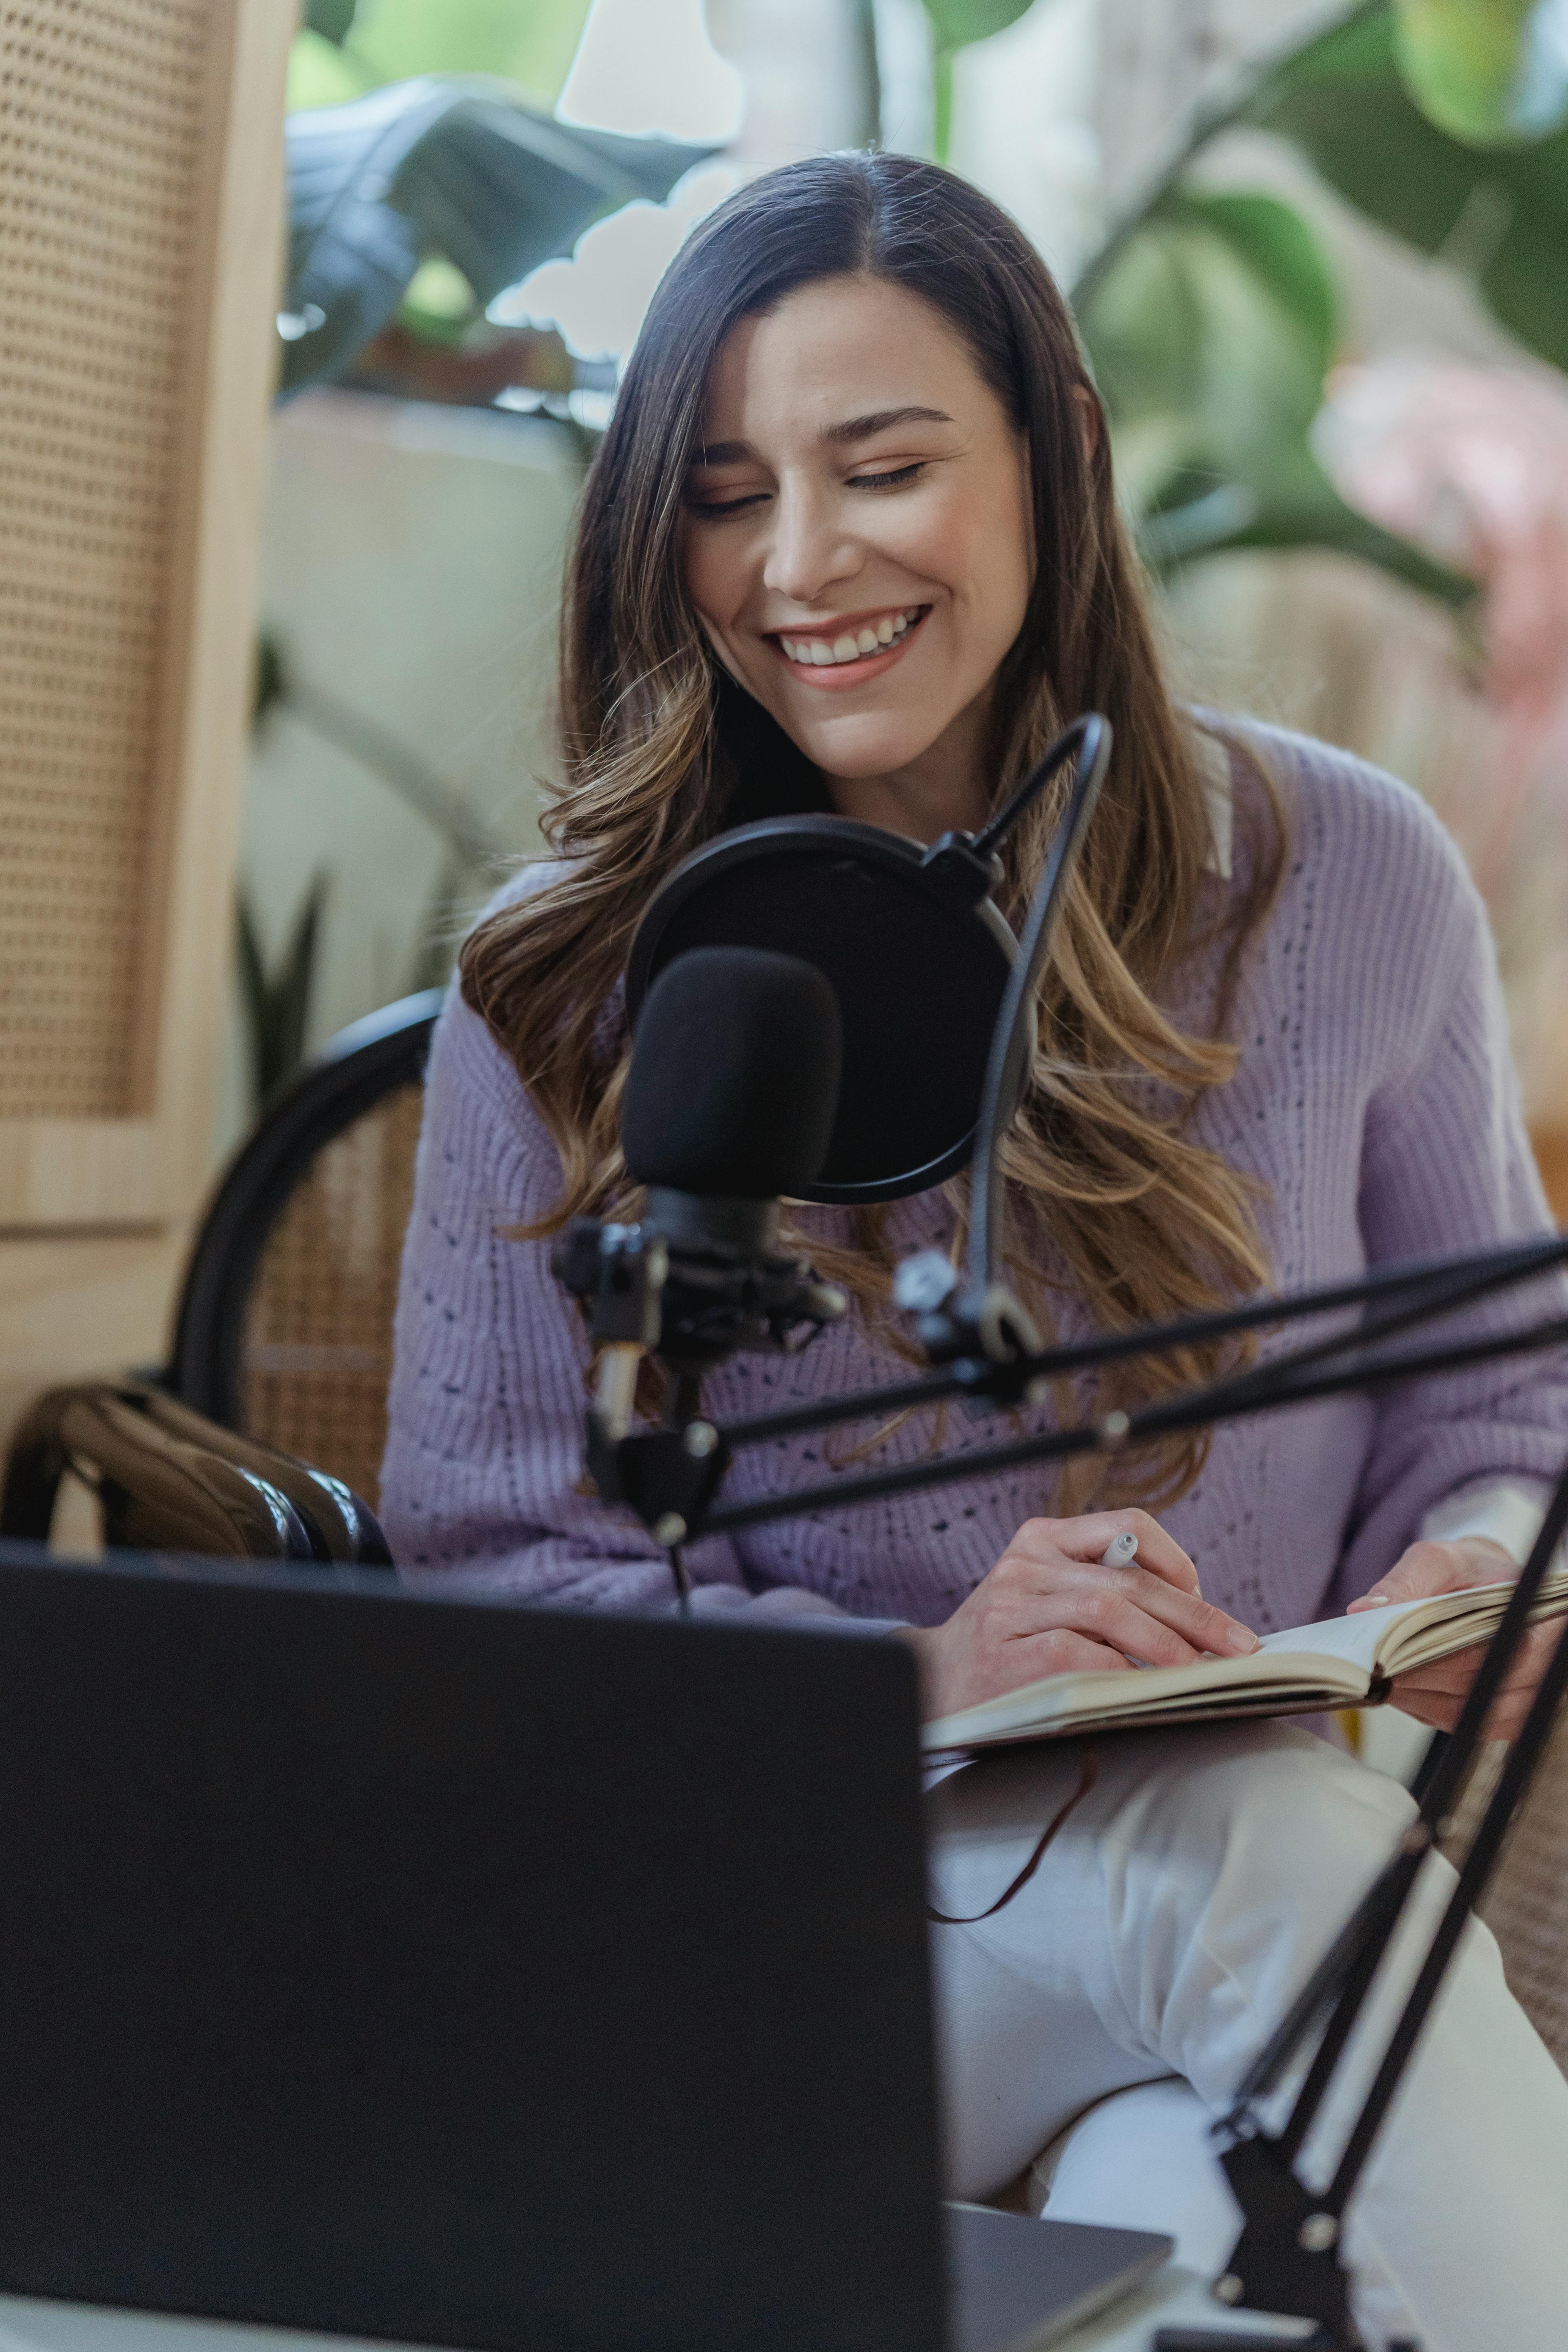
{"left": 0, "top": 0, "right": 209, "bottom": 1116}
{"left": 238, "top": 1085, "right": 425, "bottom": 1511}
{"left": 1481, "top": 1708, "right": 1568, "bottom": 2073}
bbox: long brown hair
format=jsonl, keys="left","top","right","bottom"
{"left": 461, "top": 152, "right": 1285, "bottom": 1506}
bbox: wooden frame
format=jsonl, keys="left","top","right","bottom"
{"left": 0, "top": 0, "right": 292, "bottom": 1230}
{"left": 0, "top": 0, "right": 293, "bottom": 1449}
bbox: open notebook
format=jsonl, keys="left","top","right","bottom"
{"left": 922, "top": 1571, "right": 1568, "bottom": 1756}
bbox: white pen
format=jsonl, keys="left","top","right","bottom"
{"left": 1099, "top": 1531, "right": 1139, "bottom": 1568}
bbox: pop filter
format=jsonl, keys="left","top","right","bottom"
{"left": 627, "top": 818, "right": 1016, "bottom": 1201}
{"left": 625, "top": 717, "right": 1109, "bottom": 1205}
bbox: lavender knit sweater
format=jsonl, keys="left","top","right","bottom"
{"left": 381, "top": 727, "right": 1568, "bottom": 1633}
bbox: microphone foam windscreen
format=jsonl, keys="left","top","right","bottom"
{"left": 622, "top": 947, "right": 843, "bottom": 1200}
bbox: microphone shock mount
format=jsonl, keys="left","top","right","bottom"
{"left": 552, "top": 1204, "right": 847, "bottom": 1551}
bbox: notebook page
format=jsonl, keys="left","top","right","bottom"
{"left": 1257, "top": 1606, "right": 1410, "bottom": 1675}
{"left": 1258, "top": 1575, "right": 1568, "bottom": 1682}
{"left": 921, "top": 1644, "right": 1365, "bottom": 1752}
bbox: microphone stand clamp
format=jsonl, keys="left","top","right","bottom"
{"left": 893, "top": 1249, "right": 1044, "bottom": 1396}
{"left": 584, "top": 1410, "right": 731, "bottom": 1555}
{"left": 918, "top": 829, "right": 1004, "bottom": 910}
{"left": 1197, "top": 2131, "right": 1361, "bottom": 2351}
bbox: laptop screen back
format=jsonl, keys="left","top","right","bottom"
{"left": 0, "top": 1550, "right": 945, "bottom": 2352}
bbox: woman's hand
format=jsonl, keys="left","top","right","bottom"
{"left": 1348, "top": 1534, "right": 1552, "bottom": 1738}
{"left": 902, "top": 1509, "right": 1259, "bottom": 1722}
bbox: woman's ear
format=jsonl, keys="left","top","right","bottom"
{"left": 1072, "top": 384, "right": 1101, "bottom": 463}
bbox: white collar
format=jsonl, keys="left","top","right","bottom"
{"left": 1191, "top": 721, "right": 1234, "bottom": 881}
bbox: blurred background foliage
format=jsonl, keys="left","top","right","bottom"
{"left": 280, "top": 2, "right": 706, "bottom": 400}
{"left": 272, "top": 0, "right": 1568, "bottom": 607}
{"left": 292, "top": 0, "right": 596, "bottom": 113}
{"left": 1077, "top": 1, "right": 1568, "bottom": 590}
{"left": 238, "top": 0, "right": 1568, "bottom": 1132}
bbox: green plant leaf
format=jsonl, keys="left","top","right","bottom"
{"left": 406, "top": 846, "right": 484, "bottom": 994}
{"left": 398, "top": 253, "right": 480, "bottom": 338}
{"left": 922, "top": 0, "right": 1036, "bottom": 155}
{"left": 1150, "top": 445, "right": 1474, "bottom": 607}
{"left": 235, "top": 874, "right": 330, "bottom": 1106}
{"left": 1080, "top": 182, "right": 1472, "bottom": 607}
{"left": 920, "top": 0, "right": 1036, "bottom": 48}
{"left": 1243, "top": 3, "right": 1568, "bottom": 371}
{"left": 305, "top": 0, "right": 360, "bottom": 45}
{"left": 282, "top": 78, "right": 710, "bottom": 393}
{"left": 1180, "top": 190, "right": 1337, "bottom": 377}
{"left": 278, "top": 654, "right": 508, "bottom": 866}
{"left": 1083, "top": 191, "right": 1334, "bottom": 484}
{"left": 252, "top": 634, "right": 287, "bottom": 731}
{"left": 273, "top": 875, "right": 330, "bottom": 1094}
{"left": 234, "top": 891, "right": 269, "bottom": 1093}
{"left": 288, "top": 29, "right": 378, "bottom": 113}
{"left": 1393, "top": 0, "right": 1568, "bottom": 143}
{"left": 342, "top": 0, "right": 594, "bottom": 112}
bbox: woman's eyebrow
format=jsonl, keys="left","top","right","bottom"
{"left": 691, "top": 405, "right": 956, "bottom": 468}
{"left": 823, "top": 405, "right": 954, "bottom": 445}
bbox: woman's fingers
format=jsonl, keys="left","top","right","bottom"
{"left": 1396, "top": 1622, "right": 1557, "bottom": 1695}
{"left": 916, "top": 1506, "right": 1259, "bottom": 1719}
{"left": 1008, "top": 1551, "right": 1258, "bottom": 1659}
{"left": 1008, "top": 1510, "right": 1203, "bottom": 1595}
{"left": 1004, "top": 1629, "right": 1136, "bottom": 1686}
{"left": 1351, "top": 1534, "right": 1518, "bottom": 1612}
{"left": 1020, "top": 1584, "right": 1207, "bottom": 1668}
{"left": 1390, "top": 1621, "right": 1558, "bottom": 1734}
{"left": 999, "top": 1570, "right": 1254, "bottom": 1669}
{"left": 1356, "top": 1537, "right": 1556, "bottom": 1739}
{"left": 1390, "top": 1680, "right": 1533, "bottom": 1737}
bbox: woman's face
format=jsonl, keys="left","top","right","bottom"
{"left": 678, "top": 274, "right": 1033, "bottom": 827}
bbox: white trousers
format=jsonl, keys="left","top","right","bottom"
{"left": 927, "top": 1722, "right": 1568, "bottom": 2352}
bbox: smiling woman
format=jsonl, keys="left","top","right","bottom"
{"left": 460, "top": 152, "right": 1286, "bottom": 1515}
{"left": 384, "top": 154, "right": 1568, "bottom": 2347}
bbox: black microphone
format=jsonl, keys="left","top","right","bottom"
{"left": 551, "top": 948, "right": 848, "bottom": 1557}
{"left": 622, "top": 944, "right": 842, "bottom": 1259}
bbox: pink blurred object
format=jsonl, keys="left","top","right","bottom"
{"left": 1316, "top": 358, "right": 1568, "bottom": 898}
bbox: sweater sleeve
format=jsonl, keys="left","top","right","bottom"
{"left": 1334, "top": 806, "right": 1568, "bottom": 1603}
{"left": 378, "top": 984, "right": 751, "bottom": 1606}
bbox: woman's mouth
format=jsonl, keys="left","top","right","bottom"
{"left": 769, "top": 605, "right": 929, "bottom": 687}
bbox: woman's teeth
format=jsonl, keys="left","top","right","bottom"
{"left": 779, "top": 608, "right": 922, "bottom": 666}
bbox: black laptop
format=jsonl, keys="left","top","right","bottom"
{"left": 0, "top": 1544, "right": 1168, "bottom": 2352}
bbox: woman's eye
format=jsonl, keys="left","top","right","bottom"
{"left": 848, "top": 462, "right": 926, "bottom": 491}
{"left": 684, "top": 461, "right": 927, "bottom": 514}
{"left": 685, "top": 488, "right": 769, "bottom": 518}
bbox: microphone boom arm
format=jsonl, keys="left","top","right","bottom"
{"left": 968, "top": 713, "right": 1113, "bottom": 1312}
{"left": 898, "top": 714, "right": 1115, "bottom": 1365}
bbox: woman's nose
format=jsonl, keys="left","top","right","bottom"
{"left": 762, "top": 485, "right": 862, "bottom": 605}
